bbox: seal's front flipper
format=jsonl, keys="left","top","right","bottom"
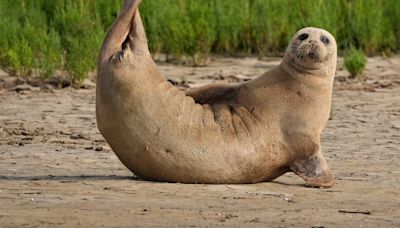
{"left": 290, "top": 152, "right": 335, "bottom": 188}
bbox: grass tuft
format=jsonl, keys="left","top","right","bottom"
{"left": 344, "top": 47, "right": 367, "bottom": 79}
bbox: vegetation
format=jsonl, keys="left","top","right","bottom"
{"left": 344, "top": 46, "right": 367, "bottom": 79}
{"left": 0, "top": 0, "right": 399, "bottom": 82}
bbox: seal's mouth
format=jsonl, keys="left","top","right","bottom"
{"left": 303, "top": 49, "right": 327, "bottom": 63}
{"left": 288, "top": 43, "right": 331, "bottom": 67}
{"left": 308, "top": 52, "right": 316, "bottom": 59}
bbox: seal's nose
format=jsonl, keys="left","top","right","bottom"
{"left": 308, "top": 40, "right": 318, "bottom": 53}
{"left": 309, "top": 40, "right": 317, "bottom": 45}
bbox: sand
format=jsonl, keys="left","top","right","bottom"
{"left": 0, "top": 56, "right": 399, "bottom": 227}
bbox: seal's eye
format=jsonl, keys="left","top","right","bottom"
{"left": 298, "top": 33, "right": 309, "bottom": 41}
{"left": 320, "top": 36, "right": 330, "bottom": 45}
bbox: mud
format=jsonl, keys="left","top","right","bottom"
{"left": 0, "top": 56, "right": 399, "bottom": 227}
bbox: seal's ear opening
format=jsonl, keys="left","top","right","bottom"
{"left": 290, "top": 152, "right": 335, "bottom": 188}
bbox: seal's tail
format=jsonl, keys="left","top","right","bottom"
{"left": 99, "top": 0, "right": 148, "bottom": 64}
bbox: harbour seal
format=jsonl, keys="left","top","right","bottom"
{"left": 96, "top": 0, "right": 336, "bottom": 187}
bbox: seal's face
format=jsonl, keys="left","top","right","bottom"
{"left": 286, "top": 27, "right": 337, "bottom": 70}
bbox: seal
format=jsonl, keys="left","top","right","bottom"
{"left": 96, "top": 0, "right": 337, "bottom": 187}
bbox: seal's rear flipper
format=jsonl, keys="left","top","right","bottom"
{"left": 126, "top": 9, "right": 149, "bottom": 55}
{"left": 99, "top": 0, "right": 143, "bottom": 64}
{"left": 290, "top": 152, "right": 335, "bottom": 188}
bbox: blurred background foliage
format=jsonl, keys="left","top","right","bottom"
{"left": 0, "top": 0, "right": 399, "bottom": 83}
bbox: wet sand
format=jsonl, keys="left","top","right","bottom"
{"left": 0, "top": 56, "right": 399, "bottom": 227}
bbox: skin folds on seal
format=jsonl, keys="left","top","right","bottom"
{"left": 96, "top": 0, "right": 337, "bottom": 187}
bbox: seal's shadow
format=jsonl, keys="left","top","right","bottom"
{"left": 0, "top": 175, "right": 307, "bottom": 187}
{"left": 271, "top": 180, "right": 305, "bottom": 187}
{"left": 0, "top": 175, "right": 137, "bottom": 181}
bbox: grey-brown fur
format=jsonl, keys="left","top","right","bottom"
{"left": 96, "top": 0, "right": 336, "bottom": 187}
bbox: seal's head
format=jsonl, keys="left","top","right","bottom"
{"left": 284, "top": 27, "right": 337, "bottom": 74}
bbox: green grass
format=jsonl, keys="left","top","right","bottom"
{"left": 344, "top": 46, "right": 367, "bottom": 79}
{"left": 0, "top": 0, "right": 399, "bottom": 83}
